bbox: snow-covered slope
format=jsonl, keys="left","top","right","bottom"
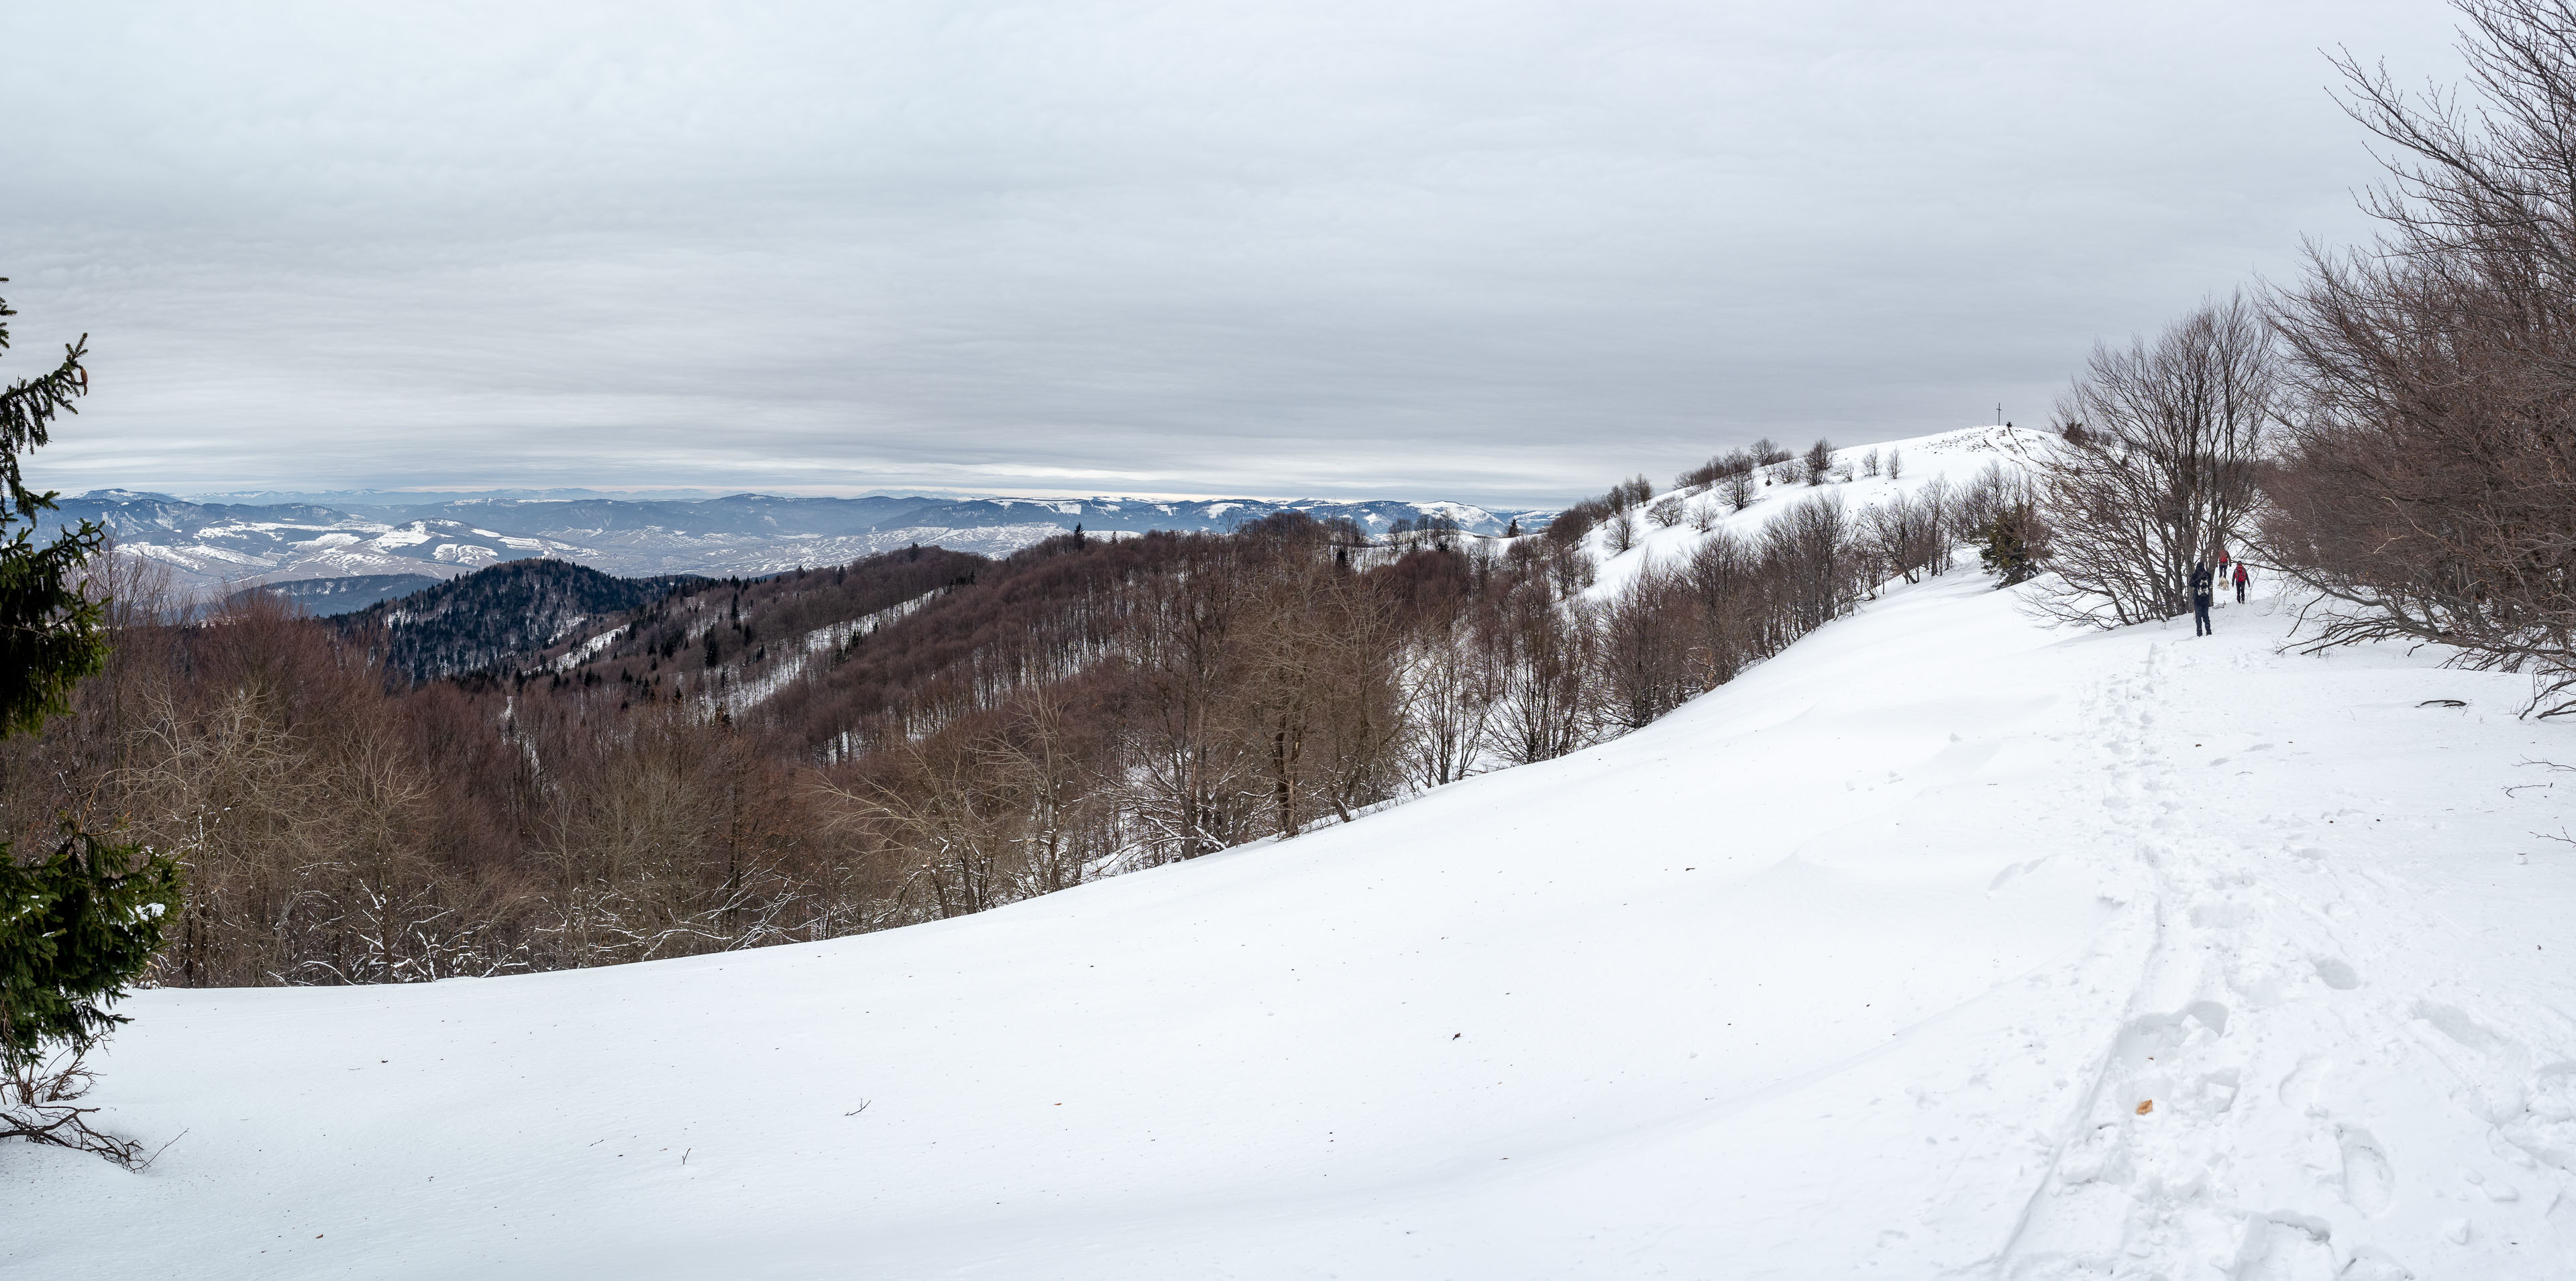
{"left": 1581, "top": 424, "right": 2045, "bottom": 602}
{"left": 14, "top": 440, "right": 2576, "bottom": 1278}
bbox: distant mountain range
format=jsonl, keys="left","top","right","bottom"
{"left": 50, "top": 490, "right": 1556, "bottom": 598}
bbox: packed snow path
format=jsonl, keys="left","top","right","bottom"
{"left": 11, "top": 574, "right": 2575, "bottom": 1278}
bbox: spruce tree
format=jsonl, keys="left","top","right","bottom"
{"left": 0, "top": 282, "right": 183, "bottom": 1136}
{"left": 1976, "top": 503, "right": 2048, "bottom": 588}
{"left": 0, "top": 284, "right": 108, "bottom": 734}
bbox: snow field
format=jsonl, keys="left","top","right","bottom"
{"left": 9, "top": 431, "right": 2576, "bottom": 1278}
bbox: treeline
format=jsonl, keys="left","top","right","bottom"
{"left": 1, "top": 463, "right": 2015, "bottom": 985}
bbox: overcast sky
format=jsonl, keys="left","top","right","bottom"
{"left": 1, "top": 1, "right": 2464, "bottom": 506}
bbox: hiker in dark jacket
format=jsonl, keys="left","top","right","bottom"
{"left": 2233, "top": 561, "right": 2249, "bottom": 604}
{"left": 2191, "top": 562, "right": 2215, "bottom": 636}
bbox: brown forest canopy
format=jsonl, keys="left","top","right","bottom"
{"left": 3, "top": 469, "right": 1968, "bottom": 987}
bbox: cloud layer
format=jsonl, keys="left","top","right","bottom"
{"left": 1, "top": 1, "right": 2461, "bottom": 504}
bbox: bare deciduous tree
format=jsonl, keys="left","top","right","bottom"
{"left": 1489, "top": 590, "right": 1599, "bottom": 765}
{"left": 1599, "top": 568, "right": 1696, "bottom": 729}
{"left": 1762, "top": 492, "right": 1860, "bottom": 634}
{"left": 2261, "top": 0, "right": 2576, "bottom": 715}
{"left": 1604, "top": 508, "right": 1640, "bottom": 554}
{"left": 1721, "top": 468, "right": 1758, "bottom": 512}
{"left": 1802, "top": 439, "right": 1835, "bottom": 486}
{"left": 2030, "top": 295, "right": 2275, "bottom": 626}
{"left": 1676, "top": 530, "right": 1768, "bottom": 687}
{"left": 1866, "top": 492, "right": 1945, "bottom": 586}
{"left": 1400, "top": 612, "right": 1498, "bottom": 789}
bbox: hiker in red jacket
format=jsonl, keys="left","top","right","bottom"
{"left": 2233, "top": 561, "right": 2249, "bottom": 604}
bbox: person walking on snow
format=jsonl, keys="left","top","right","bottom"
{"left": 2233, "top": 561, "right": 2249, "bottom": 604}
{"left": 2191, "top": 561, "right": 2215, "bottom": 636}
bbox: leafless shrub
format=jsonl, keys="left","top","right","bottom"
{"left": 3, "top": 1046, "right": 172, "bottom": 1170}
{"left": 1647, "top": 496, "right": 1686, "bottom": 528}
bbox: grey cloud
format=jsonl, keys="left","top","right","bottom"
{"left": 1, "top": 1, "right": 2463, "bottom": 506}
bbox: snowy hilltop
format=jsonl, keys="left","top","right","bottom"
{"left": 10, "top": 427, "right": 2574, "bottom": 1279}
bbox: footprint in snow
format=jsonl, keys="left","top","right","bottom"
{"left": 2337, "top": 1125, "right": 2396, "bottom": 1215}
{"left": 2309, "top": 957, "right": 2361, "bottom": 991}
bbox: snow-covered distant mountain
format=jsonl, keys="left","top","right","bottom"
{"left": 183, "top": 487, "right": 736, "bottom": 505}
{"left": 47, "top": 490, "right": 1558, "bottom": 594}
